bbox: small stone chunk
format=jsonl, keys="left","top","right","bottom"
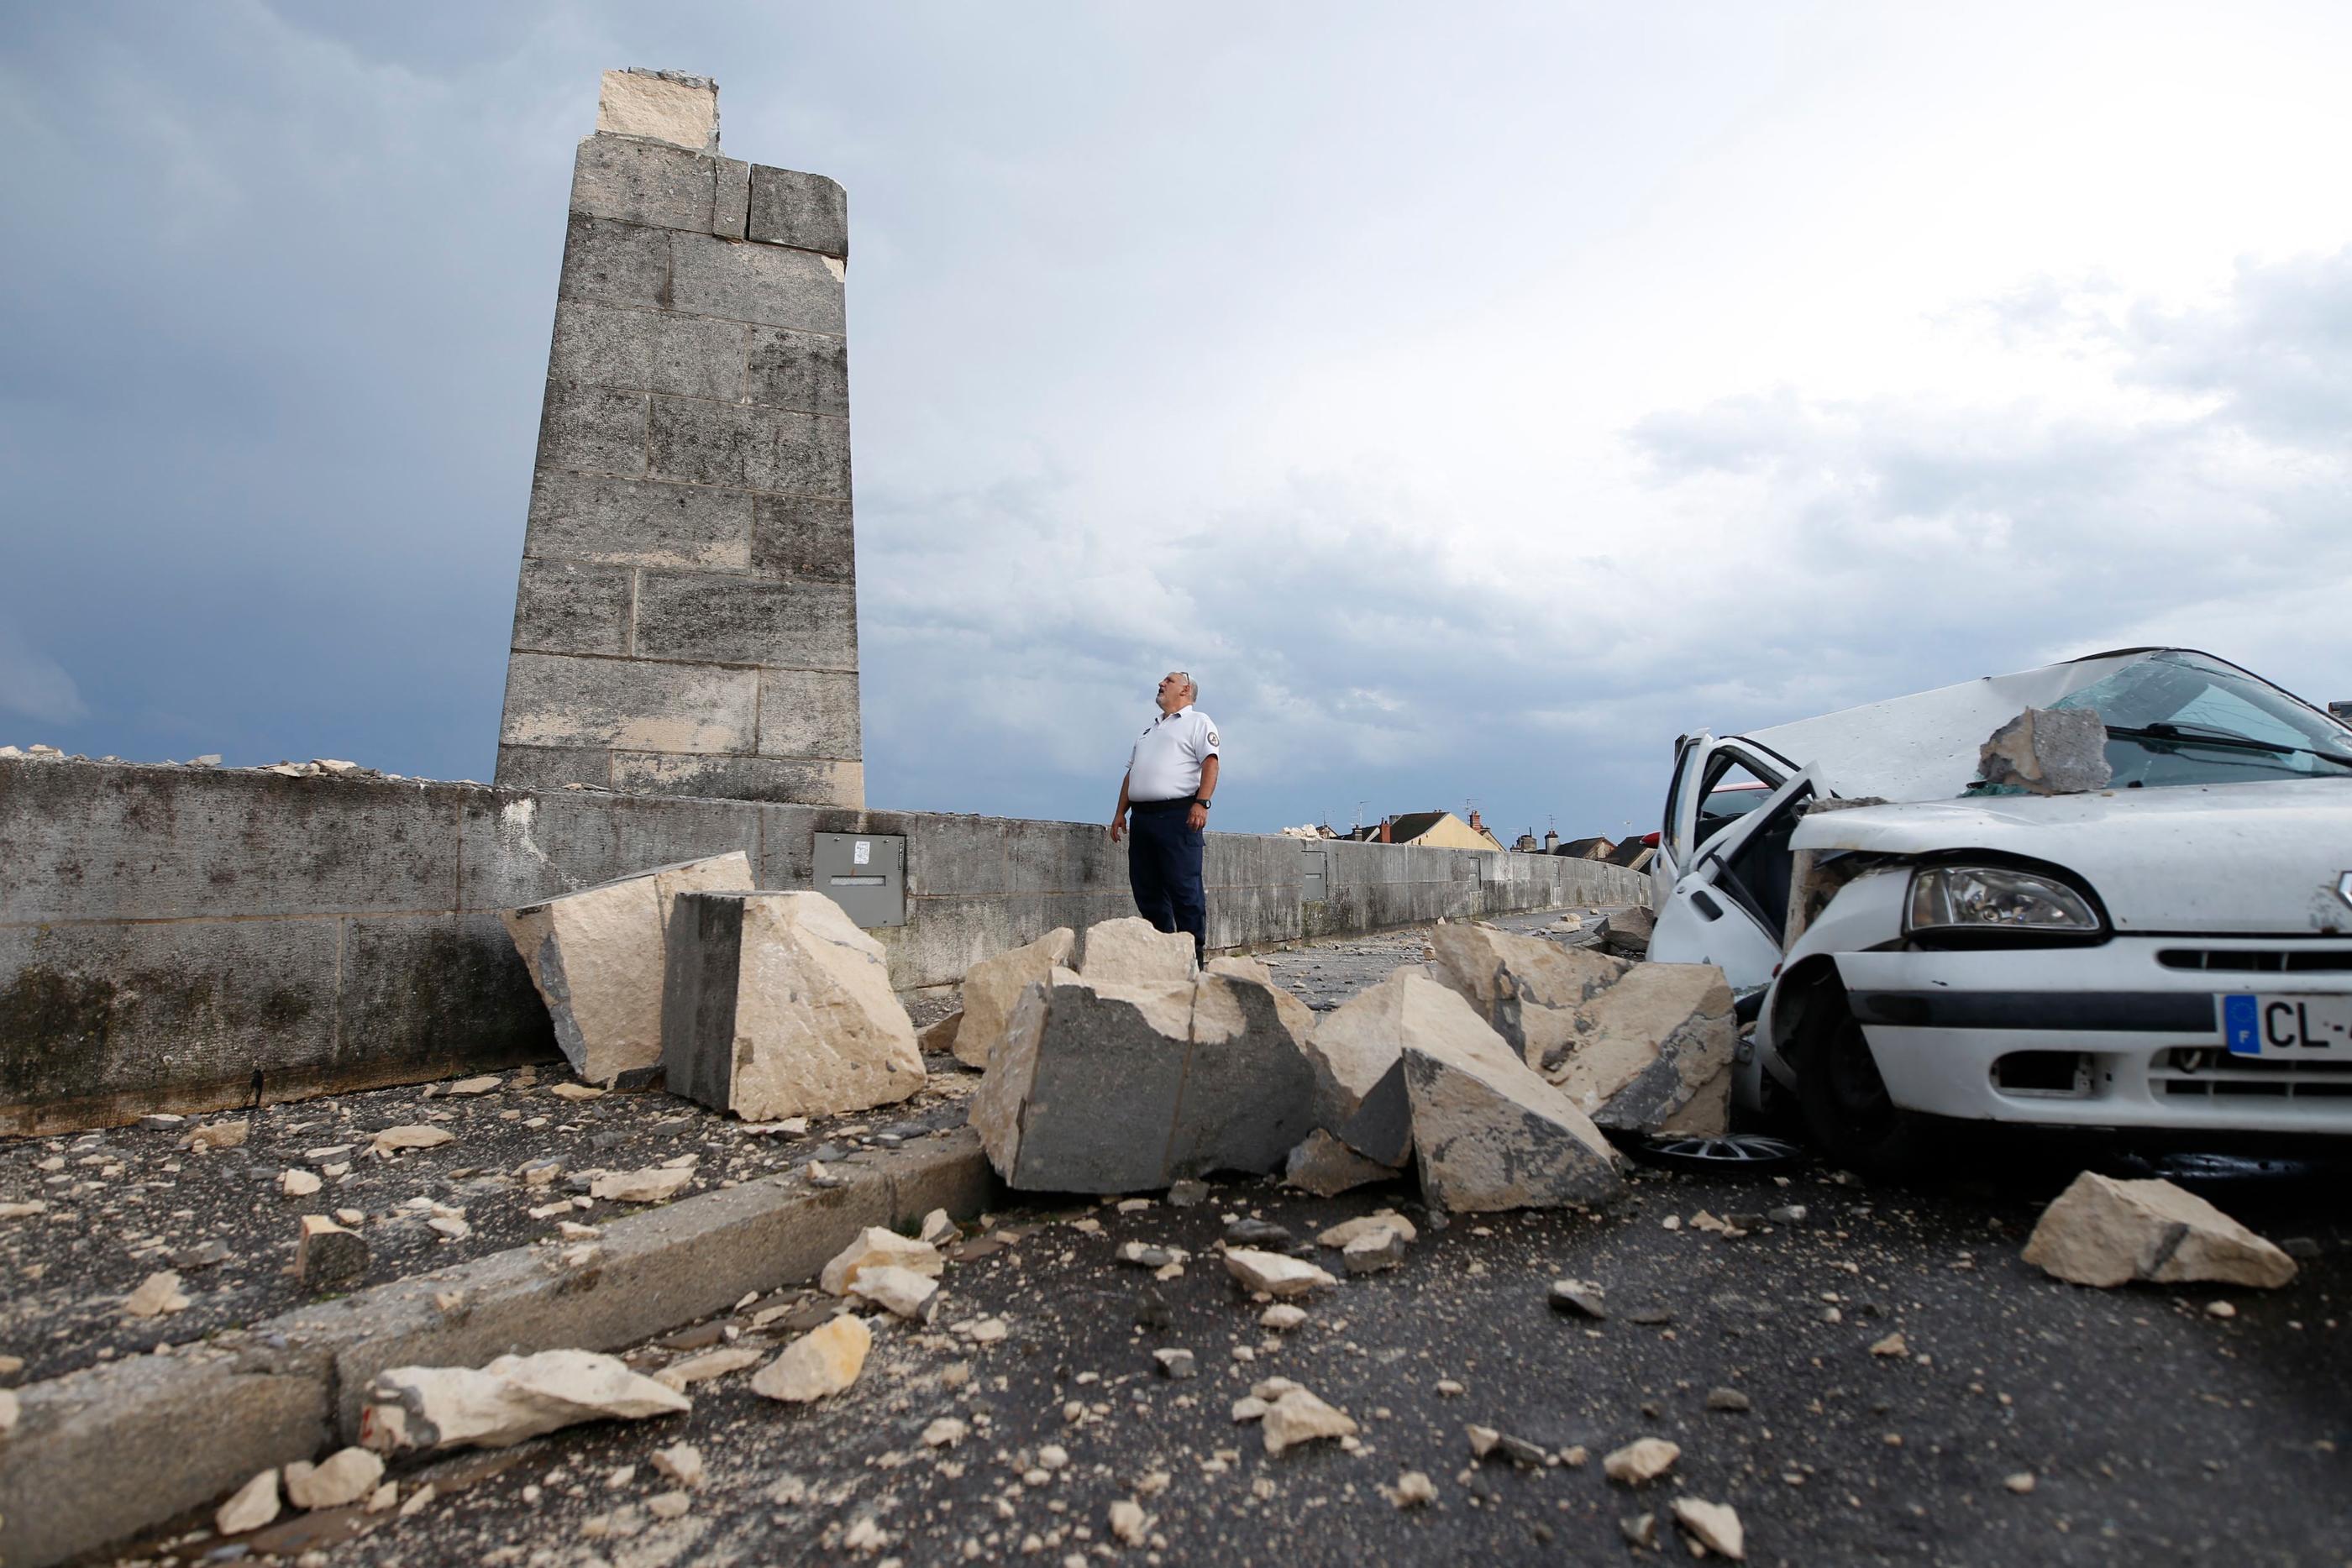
{"left": 849, "top": 1266, "right": 940, "bottom": 1321}
{"left": 1316, "top": 1210, "right": 1418, "bottom": 1248}
{"left": 1110, "top": 1498, "right": 1152, "bottom": 1545}
{"left": 652, "top": 1442, "right": 705, "bottom": 1487}
{"left": 591, "top": 1167, "right": 694, "bottom": 1204}
{"left": 648, "top": 1490, "right": 692, "bottom": 1520}
{"left": 1705, "top": 1387, "right": 1751, "bottom": 1413}
{"left": 1168, "top": 1178, "right": 1210, "bottom": 1207}
{"left": 1260, "top": 1303, "right": 1308, "bottom": 1331}
{"left": 186, "top": 1119, "right": 251, "bottom": 1152}
{"left": 1620, "top": 1512, "right": 1659, "bottom": 1549}
{"left": 1154, "top": 1348, "right": 1197, "bottom": 1380}
{"left": 370, "top": 1125, "right": 455, "bottom": 1157}
{"left": 123, "top": 1271, "right": 190, "bottom": 1318}
{"left": 922, "top": 1418, "right": 968, "bottom": 1448}
{"left": 216, "top": 1468, "right": 281, "bottom": 1535}
{"left": 1549, "top": 1278, "right": 1608, "bottom": 1319}
{"left": 1226, "top": 1248, "right": 1336, "bottom": 1298}
{"left": 654, "top": 1347, "right": 764, "bottom": 1391}
{"left": 1342, "top": 1229, "right": 1407, "bottom": 1274}
{"left": 1388, "top": 1471, "right": 1437, "bottom": 1508}
{"left": 1870, "top": 1332, "right": 1908, "bottom": 1357}
{"left": 1225, "top": 1217, "right": 1297, "bottom": 1250}
{"left": 1672, "top": 1497, "right": 1746, "bottom": 1560}
{"left": 285, "top": 1447, "right": 385, "bottom": 1510}
{"left": 821, "top": 1227, "right": 946, "bottom": 1295}
{"left": 1603, "top": 1437, "right": 1681, "bottom": 1485}
{"left": 295, "top": 1215, "right": 368, "bottom": 1289}
{"left": 752, "top": 1316, "right": 873, "bottom": 1403}
{"left": 1261, "top": 1387, "right": 1358, "bottom": 1455}
{"left": 280, "top": 1168, "right": 323, "bottom": 1198}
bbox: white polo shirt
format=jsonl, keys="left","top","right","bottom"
{"left": 1127, "top": 705, "right": 1221, "bottom": 802}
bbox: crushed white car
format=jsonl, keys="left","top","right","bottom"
{"left": 1650, "top": 648, "right": 2352, "bottom": 1167}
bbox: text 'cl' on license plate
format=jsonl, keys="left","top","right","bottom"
{"left": 2221, "top": 993, "right": 2352, "bottom": 1058}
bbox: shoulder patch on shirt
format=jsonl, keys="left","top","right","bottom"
{"left": 1206, "top": 729, "right": 1220, "bottom": 747}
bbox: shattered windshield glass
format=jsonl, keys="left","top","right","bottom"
{"left": 2045, "top": 651, "right": 2352, "bottom": 788}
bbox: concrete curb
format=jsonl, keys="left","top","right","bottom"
{"left": 0, "top": 1126, "right": 996, "bottom": 1568}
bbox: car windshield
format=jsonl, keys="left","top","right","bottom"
{"left": 2042, "top": 651, "right": 2352, "bottom": 788}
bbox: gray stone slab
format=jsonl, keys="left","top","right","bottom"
{"left": 498, "top": 651, "right": 759, "bottom": 754}
{"left": 670, "top": 230, "right": 845, "bottom": 332}
{"left": 747, "top": 325, "right": 850, "bottom": 416}
{"left": 748, "top": 165, "right": 849, "bottom": 257}
{"left": 536, "top": 382, "right": 648, "bottom": 476}
{"left": 511, "top": 558, "right": 631, "bottom": 656}
{"left": 337, "top": 913, "right": 554, "bottom": 1069}
{"left": 556, "top": 213, "right": 670, "bottom": 310}
{"left": 570, "top": 132, "right": 717, "bottom": 232}
{"left": 632, "top": 573, "right": 858, "bottom": 669}
{"left": 980, "top": 984, "right": 1194, "bottom": 1192}
{"left": 749, "top": 411, "right": 852, "bottom": 498}
{"left": 1000, "top": 815, "right": 1124, "bottom": 896}
{"left": 756, "top": 669, "right": 862, "bottom": 759}
{"left": 549, "top": 301, "right": 749, "bottom": 403}
{"left": 1164, "top": 980, "right": 1317, "bottom": 1177}
{"left": 0, "top": 916, "right": 342, "bottom": 1134}
{"left": 609, "top": 752, "right": 864, "bottom": 808}
{"left": 911, "top": 816, "right": 1011, "bottom": 898}
{"left": 455, "top": 788, "right": 764, "bottom": 911}
{"left": 659, "top": 889, "right": 745, "bottom": 1113}
{"left": 715, "top": 155, "right": 751, "bottom": 239}
{"left": 0, "top": 763, "right": 460, "bottom": 924}
{"left": 645, "top": 394, "right": 758, "bottom": 487}
{"left": 491, "top": 742, "right": 614, "bottom": 792}
{"left": 754, "top": 802, "right": 823, "bottom": 888}
{"left": 524, "top": 471, "right": 753, "bottom": 572}
{"left": 750, "top": 494, "right": 855, "bottom": 582}
{"left": 0, "top": 1345, "right": 333, "bottom": 1568}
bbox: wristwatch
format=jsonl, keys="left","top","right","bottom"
{"left": 1192, "top": 796, "right": 1211, "bottom": 810}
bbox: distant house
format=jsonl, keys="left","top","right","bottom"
{"left": 1557, "top": 835, "right": 1618, "bottom": 861}
{"left": 1383, "top": 809, "right": 1505, "bottom": 852}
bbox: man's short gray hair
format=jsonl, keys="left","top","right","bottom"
{"left": 1171, "top": 670, "right": 1197, "bottom": 702}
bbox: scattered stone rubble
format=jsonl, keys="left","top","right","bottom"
{"left": 2022, "top": 1172, "right": 2298, "bottom": 1288}
{"left": 662, "top": 890, "right": 923, "bottom": 1120}
{"left": 503, "top": 853, "right": 754, "bottom": 1085}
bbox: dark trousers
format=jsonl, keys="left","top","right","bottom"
{"left": 1127, "top": 800, "right": 1205, "bottom": 966}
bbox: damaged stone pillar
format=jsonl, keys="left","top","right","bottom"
{"left": 495, "top": 68, "right": 864, "bottom": 806}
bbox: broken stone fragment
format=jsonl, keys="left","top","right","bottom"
{"left": 370, "top": 1125, "right": 456, "bottom": 1157}
{"left": 596, "top": 67, "right": 719, "bottom": 151}
{"left": 1597, "top": 905, "right": 1655, "bottom": 957}
{"left": 295, "top": 1214, "right": 368, "bottom": 1290}
{"left": 819, "top": 1227, "right": 945, "bottom": 1295}
{"left": 1603, "top": 1437, "right": 1680, "bottom": 1485}
{"left": 1081, "top": 916, "right": 1198, "bottom": 982}
{"left": 1430, "top": 921, "right": 1630, "bottom": 1069}
{"left": 1672, "top": 1497, "right": 1746, "bottom": 1560}
{"left": 1109, "top": 1498, "right": 1152, "bottom": 1546}
{"left": 953, "top": 927, "right": 1077, "bottom": 1069}
{"left": 285, "top": 1447, "right": 385, "bottom": 1511}
{"left": 280, "top": 1168, "right": 323, "bottom": 1197}
{"left": 1978, "top": 706, "right": 2112, "bottom": 795}
{"left": 591, "top": 1167, "right": 694, "bottom": 1204}
{"left": 1394, "top": 977, "right": 1624, "bottom": 1213}
{"left": 917, "top": 1009, "right": 964, "bottom": 1056}
{"left": 360, "top": 1350, "right": 690, "bottom": 1451}
{"left": 1261, "top": 1387, "right": 1359, "bottom": 1455}
{"left": 1342, "top": 1228, "right": 1407, "bottom": 1274}
{"left": 504, "top": 852, "right": 754, "bottom": 1086}
{"left": 446, "top": 1075, "right": 502, "bottom": 1096}
{"left": 1706, "top": 1387, "right": 1751, "bottom": 1413}
{"left": 662, "top": 890, "right": 925, "bottom": 1121}
{"left": 1259, "top": 1303, "right": 1307, "bottom": 1331}
{"left": 1316, "top": 1210, "right": 1419, "bottom": 1249}
{"left": 2022, "top": 1172, "right": 2297, "bottom": 1288}
{"left": 919, "top": 1208, "right": 958, "bottom": 1245}
{"left": 185, "top": 1118, "right": 250, "bottom": 1152}
{"left": 1389, "top": 1471, "right": 1436, "bottom": 1508}
{"left": 751, "top": 1314, "right": 872, "bottom": 1403}
{"left": 216, "top": 1467, "right": 281, "bottom": 1535}
{"left": 971, "top": 971, "right": 1315, "bottom": 1193}
{"left": 1548, "top": 1278, "right": 1607, "bottom": 1319}
{"left": 1153, "top": 1348, "right": 1198, "bottom": 1380}
{"left": 1467, "top": 1424, "right": 1548, "bottom": 1466}
{"left": 1283, "top": 1130, "right": 1398, "bottom": 1196}
{"left": 1225, "top": 1248, "right": 1336, "bottom": 1298}
{"left": 123, "top": 1270, "right": 190, "bottom": 1317}
{"left": 1302, "top": 967, "right": 1481, "bottom": 1170}
{"left": 848, "top": 1266, "right": 939, "bottom": 1321}
{"left": 651, "top": 1442, "right": 706, "bottom": 1488}
{"left": 1540, "top": 963, "right": 1738, "bottom": 1137}
{"left": 0, "top": 1387, "right": 18, "bottom": 1440}
{"left": 922, "top": 1417, "right": 967, "bottom": 1448}
{"left": 654, "top": 1346, "right": 764, "bottom": 1391}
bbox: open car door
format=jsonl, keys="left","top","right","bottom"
{"left": 1650, "top": 765, "right": 1819, "bottom": 993}
{"left": 1655, "top": 736, "right": 1795, "bottom": 902}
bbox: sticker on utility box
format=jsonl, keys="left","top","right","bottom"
{"left": 853, "top": 840, "right": 871, "bottom": 865}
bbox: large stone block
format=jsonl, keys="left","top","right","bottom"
{"left": 670, "top": 231, "right": 846, "bottom": 333}
{"left": 951, "top": 927, "right": 1076, "bottom": 1069}
{"left": 511, "top": 559, "right": 631, "bottom": 656}
{"left": 596, "top": 69, "right": 719, "bottom": 152}
{"left": 2023, "top": 1172, "right": 2298, "bottom": 1288}
{"left": 748, "top": 165, "right": 849, "bottom": 257}
{"left": 557, "top": 213, "right": 670, "bottom": 311}
{"left": 609, "top": 753, "right": 864, "bottom": 808}
{"left": 491, "top": 743, "right": 614, "bottom": 793}
{"left": 750, "top": 494, "right": 855, "bottom": 582}
{"left": 459, "top": 789, "right": 764, "bottom": 912}
{"left": 662, "top": 890, "right": 922, "bottom": 1119}
{"left": 1390, "top": 973, "right": 1623, "bottom": 1214}
{"left": 501, "top": 852, "right": 753, "bottom": 1084}
{"left": 646, "top": 395, "right": 759, "bottom": 487}
{"left": 570, "top": 132, "right": 717, "bottom": 232}
{"left": 631, "top": 574, "right": 858, "bottom": 669}
{"left": 1081, "top": 916, "right": 1196, "bottom": 982}
{"left": 1297, "top": 968, "right": 1446, "bottom": 1169}
{"left": 1428, "top": 920, "right": 1629, "bottom": 1068}
{"left": 749, "top": 411, "right": 852, "bottom": 498}
{"left": 746, "top": 326, "right": 850, "bottom": 416}
{"left": 500, "top": 653, "right": 759, "bottom": 755}
{"left": 524, "top": 472, "right": 753, "bottom": 572}
{"left": 970, "top": 972, "right": 1314, "bottom": 1193}
{"left": 536, "top": 382, "right": 649, "bottom": 477}
{"left": 1540, "top": 962, "right": 1735, "bottom": 1136}
{"left": 549, "top": 301, "right": 749, "bottom": 403}
{"left": 715, "top": 156, "right": 750, "bottom": 239}
{"left": 756, "top": 669, "right": 863, "bottom": 760}
{"left": 337, "top": 913, "right": 554, "bottom": 1072}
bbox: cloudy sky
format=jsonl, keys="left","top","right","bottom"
{"left": 4, "top": 3, "right": 2349, "bottom": 838}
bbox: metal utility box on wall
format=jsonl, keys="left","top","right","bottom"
{"left": 1299, "top": 847, "right": 1328, "bottom": 903}
{"left": 813, "top": 832, "right": 907, "bottom": 927}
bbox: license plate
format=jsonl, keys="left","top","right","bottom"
{"left": 2221, "top": 994, "right": 2352, "bottom": 1057}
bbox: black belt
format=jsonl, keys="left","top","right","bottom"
{"left": 1130, "top": 797, "right": 1193, "bottom": 814}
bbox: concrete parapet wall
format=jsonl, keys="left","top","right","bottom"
{"left": 0, "top": 758, "right": 1646, "bottom": 1133}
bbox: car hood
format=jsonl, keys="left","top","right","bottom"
{"left": 1791, "top": 778, "right": 2352, "bottom": 936}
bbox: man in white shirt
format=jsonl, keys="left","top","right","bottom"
{"left": 1109, "top": 670, "right": 1221, "bottom": 967}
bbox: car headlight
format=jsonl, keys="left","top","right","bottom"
{"left": 1905, "top": 865, "right": 2102, "bottom": 934}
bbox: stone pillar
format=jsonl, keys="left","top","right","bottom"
{"left": 494, "top": 69, "right": 864, "bottom": 807}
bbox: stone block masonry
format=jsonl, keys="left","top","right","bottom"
{"left": 0, "top": 758, "right": 1648, "bottom": 1135}
{"left": 496, "top": 84, "right": 864, "bottom": 809}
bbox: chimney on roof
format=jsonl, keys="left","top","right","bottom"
{"left": 1543, "top": 829, "right": 1560, "bottom": 852}
{"left": 1378, "top": 815, "right": 1393, "bottom": 844}
{"left": 1467, "top": 809, "right": 1485, "bottom": 835}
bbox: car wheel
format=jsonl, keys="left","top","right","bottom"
{"left": 1793, "top": 983, "right": 1928, "bottom": 1176}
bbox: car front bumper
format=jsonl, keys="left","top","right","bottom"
{"left": 1833, "top": 936, "right": 2352, "bottom": 1134}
